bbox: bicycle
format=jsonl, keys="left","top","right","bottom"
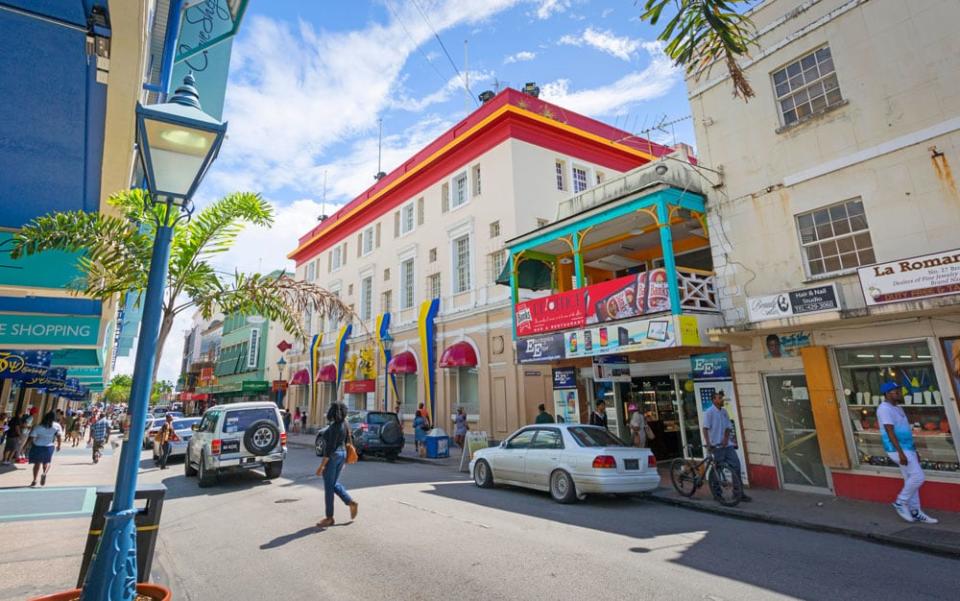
{"left": 670, "top": 447, "right": 743, "bottom": 507}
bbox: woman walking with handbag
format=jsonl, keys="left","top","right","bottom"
{"left": 315, "top": 402, "right": 358, "bottom": 528}
{"left": 28, "top": 411, "right": 62, "bottom": 487}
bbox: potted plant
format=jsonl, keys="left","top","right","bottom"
{"left": 30, "top": 583, "right": 172, "bottom": 601}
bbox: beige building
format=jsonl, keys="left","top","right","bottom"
{"left": 286, "top": 89, "right": 675, "bottom": 439}
{"left": 688, "top": 0, "right": 960, "bottom": 510}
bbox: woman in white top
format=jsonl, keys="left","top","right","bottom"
{"left": 628, "top": 404, "right": 653, "bottom": 448}
{"left": 28, "top": 411, "right": 62, "bottom": 487}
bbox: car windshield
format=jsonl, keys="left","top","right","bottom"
{"left": 222, "top": 408, "right": 278, "bottom": 434}
{"left": 172, "top": 418, "right": 200, "bottom": 431}
{"left": 346, "top": 412, "right": 365, "bottom": 425}
{"left": 366, "top": 413, "right": 398, "bottom": 425}
{"left": 568, "top": 427, "right": 628, "bottom": 448}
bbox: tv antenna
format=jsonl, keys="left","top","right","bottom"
{"left": 374, "top": 119, "right": 386, "bottom": 181}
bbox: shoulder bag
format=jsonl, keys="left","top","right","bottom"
{"left": 345, "top": 424, "right": 359, "bottom": 464}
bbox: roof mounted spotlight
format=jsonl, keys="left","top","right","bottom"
{"left": 522, "top": 82, "right": 540, "bottom": 98}
{"left": 374, "top": 171, "right": 387, "bottom": 181}
{"left": 478, "top": 90, "right": 495, "bottom": 103}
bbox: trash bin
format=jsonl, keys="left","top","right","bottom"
{"left": 77, "top": 483, "right": 167, "bottom": 587}
{"left": 425, "top": 429, "right": 450, "bottom": 459}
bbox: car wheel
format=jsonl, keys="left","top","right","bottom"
{"left": 264, "top": 461, "right": 283, "bottom": 480}
{"left": 474, "top": 459, "right": 494, "bottom": 488}
{"left": 550, "top": 470, "right": 577, "bottom": 504}
{"left": 244, "top": 420, "right": 280, "bottom": 456}
{"left": 314, "top": 434, "right": 325, "bottom": 457}
{"left": 198, "top": 452, "right": 216, "bottom": 488}
{"left": 184, "top": 451, "right": 197, "bottom": 477}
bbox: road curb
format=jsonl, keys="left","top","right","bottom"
{"left": 287, "top": 440, "right": 461, "bottom": 468}
{"left": 646, "top": 491, "right": 960, "bottom": 559}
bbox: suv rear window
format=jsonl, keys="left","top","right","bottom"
{"left": 222, "top": 408, "right": 278, "bottom": 434}
{"left": 172, "top": 418, "right": 200, "bottom": 431}
{"left": 569, "top": 427, "right": 627, "bottom": 448}
{"left": 366, "top": 413, "right": 399, "bottom": 425}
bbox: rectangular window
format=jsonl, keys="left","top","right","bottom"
{"left": 400, "top": 258, "right": 415, "bottom": 309}
{"left": 383, "top": 268, "right": 390, "bottom": 281}
{"left": 341, "top": 242, "right": 347, "bottom": 266}
{"left": 331, "top": 246, "right": 342, "bottom": 271}
{"left": 796, "top": 198, "right": 874, "bottom": 276}
{"left": 441, "top": 183, "right": 450, "bottom": 213}
{"left": 836, "top": 341, "right": 956, "bottom": 473}
{"left": 375, "top": 222, "right": 381, "bottom": 248}
{"left": 453, "top": 235, "right": 471, "bottom": 294}
{"left": 417, "top": 197, "right": 425, "bottom": 225}
{"left": 453, "top": 173, "right": 468, "bottom": 208}
{"left": 489, "top": 250, "right": 507, "bottom": 284}
{"left": 247, "top": 327, "right": 260, "bottom": 369}
{"left": 381, "top": 290, "right": 392, "bottom": 314}
{"left": 773, "top": 46, "right": 842, "bottom": 127}
{"left": 361, "top": 227, "right": 374, "bottom": 255}
{"left": 347, "top": 283, "right": 353, "bottom": 296}
{"left": 401, "top": 203, "right": 415, "bottom": 235}
{"left": 428, "top": 273, "right": 441, "bottom": 299}
{"left": 572, "top": 166, "right": 588, "bottom": 193}
{"left": 429, "top": 248, "right": 437, "bottom": 263}
{"left": 489, "top": 220, "right": 500, "bottom": 238}
{"left": 400, "top": 374, "right": 418, "bottom": 416}
{"left": 472, "top": 164, "right": 481, "bottom": 196}
{"left": 453, "top": 367, "right": 480, "bottom": 416}
{"left": 359, "top": 276, "right": 372, "bottom": 320}
{"left": 307, "top": 262, "right": 316, "bottom": 281}
{"left": 555, "top": 160, "right": 566, "bottom": 191}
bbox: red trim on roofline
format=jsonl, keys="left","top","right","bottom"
{"left": 290, "top": 88, "right": 676, "bottom": 264}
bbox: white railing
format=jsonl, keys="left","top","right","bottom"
{"left": 678, "top": 268, "right": 718, "bottom": 311}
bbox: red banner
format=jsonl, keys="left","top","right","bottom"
{"left": 344, "top": 379, "right": 375, "bottom": 393}
{"left": 272, "top": 380, "right": 288, "bottom": 392}
{"left": 515, "top": 269, "right": 671, "bottom": 336}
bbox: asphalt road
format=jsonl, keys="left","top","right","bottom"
{"left": 140, "top": 446, "right": 957, "bottom": 601}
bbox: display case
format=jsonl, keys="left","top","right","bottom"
{"left": 836, "top": 342, "right": 958, "bottom": 472}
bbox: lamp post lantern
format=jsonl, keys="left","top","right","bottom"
{"left": 381, "top": 332, "right": 394, "bottom": 411}
{"left": 276, "top": 356, "right": 287, "bottom": 409}
{"left": 81, "top": 74, "right": 226, "bottom": 601}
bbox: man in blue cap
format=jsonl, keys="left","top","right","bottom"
{"left": 876, "top": 381, "right": 937, "bottom": 524}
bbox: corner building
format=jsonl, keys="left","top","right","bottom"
{"left": 688, "top": 0, "right": 960, "bottom": 510}
{"left": 287, "top": 89, "right": 674, "bottom": 438}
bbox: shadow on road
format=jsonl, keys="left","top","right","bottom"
{"left": 260, "top": 526, "right": 317, "bottom": 549}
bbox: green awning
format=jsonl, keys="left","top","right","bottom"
{"left": 495, "top": 257, "right": 554, "bottom": 291}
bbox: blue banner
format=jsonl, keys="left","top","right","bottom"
{"left": 690, "top": 352, "right": 731, "bottom": 381}
{"left": 23, "top": 367, "right": 67, "bottom": 390}
{"left": 0, "top": 350, "right": 52, "bottom": 380}
{"left": 552, "top": 367, "right": 577, "bottom": 390}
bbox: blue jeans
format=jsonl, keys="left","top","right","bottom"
{"left": 323, "top": 449, "right": 353, "bottom": 518}
{"left": 712, "top": 446, "right": 743, "bottom": 478}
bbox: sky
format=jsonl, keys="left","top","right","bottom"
{"left": 126, "top": 0, "right": 698, "bottom": 383}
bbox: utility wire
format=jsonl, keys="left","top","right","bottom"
{"left": 385, "top": 0, "right": 449, "bottom": 88}
{"left": 409, "top": 0, "right": 478, "bottom": 107}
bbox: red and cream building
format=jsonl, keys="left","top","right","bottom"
{"left": 286, "top": 88, "right": 674, "bottom": 438}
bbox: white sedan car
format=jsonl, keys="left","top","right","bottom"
{"left": 470, "top": 424, "right": 659, "bottom": 503}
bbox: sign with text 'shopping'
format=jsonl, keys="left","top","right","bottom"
{"left": 0, "top": 316, "right": 100, "bottom": 346}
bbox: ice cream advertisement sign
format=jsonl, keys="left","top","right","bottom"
{"left": 858, "top": 248, "right": 960, "bottom": 306}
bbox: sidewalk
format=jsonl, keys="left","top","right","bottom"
{"left": 285, "top": 432, "right": 465, "bottom": 469}
{"left": 649, "top": 467, "right": 960, "bottom": 558}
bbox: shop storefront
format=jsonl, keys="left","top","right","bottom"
{"left": 440, "top": 341, "right": 480, "bottom": 418}
{"left": 387, "top": 350, "right": 418, "bottom": 419}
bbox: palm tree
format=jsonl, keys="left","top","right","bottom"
{"left": 11, "top": 189, "right": 350, "bottom": 379}
{"left": 103, "top": 374, "right": 133, "bottom": 405}
{"left": 640, "top": 0, "right": 758, "bottom": 99}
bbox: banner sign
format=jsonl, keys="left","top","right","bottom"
{"left": 241, "top": 380, "right": 269, "bottom": 394}
{"left": 418, "top": 298, "right": 440, "bottom": 424}
{"left": 764, "top": 331, "right": 812, "bottom": 358}
{"left": 0, "top": 350, "right": 52, "bottom": 380}
{"left": 553, "top": 388, "right": 581, "bottom": 424}
{"left": 0, "top": 315, "right": 100, "bottom": 346}
{"left": 344, "top": 379, "right": 375, "bottom": 394}
{"left": 564, "top": 316, "right": 678, "bottom": 359}
{"left": 516, "top": 333, "right": 566, "bottom": 363}
{"left": 858, "top": 248, "right": 960, "bottom": 306}
{"left": 271, "top": 380, "right": 288, "bottom": 392}
{"left": 23, "top": 367, "right": 67, "bottom": 390}
{"left": 592, "top": 355, "right": 631, "bottom": 382}
{"left": 747, "top": 284, "right": 840, "bottom": 322}
{"left": 515, "top": 269, "right": 671, "bottom": 336}
{"left": 691, "top": 353, "right": 731, "bottom": 381}
{"left": 552, "top": 367, "right": 577, "bottom": 390}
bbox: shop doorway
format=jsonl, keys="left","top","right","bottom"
{"left": 627, "top": 376, "right": 683, "bottom": 460}
{"left": 764, "top": 374, "right": 830, "bottom": 491}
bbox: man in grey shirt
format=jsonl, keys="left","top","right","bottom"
{"left": 702, "top": 391, "right": 750, "bottom": 502}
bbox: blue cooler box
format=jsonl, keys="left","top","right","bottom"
{"left": 425, "top": 434, "right": 450, "bottom": 458}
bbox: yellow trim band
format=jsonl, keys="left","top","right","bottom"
{"left": 89, "top": 524, "right": 159, "bottom": 536}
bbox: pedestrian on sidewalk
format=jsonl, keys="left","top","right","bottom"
{"left": 155, "top": 414, "right": 179, "bottom": 470}
{"left": 282, "top": 409, "right": 292, "bottom": 433}
{"left": 453, "top": 407, "right": 469, "bottom": 448}
{"left": 315, "top": 402, "right": 358, "bottom": 528}
{"left": 300, "top": 409, "right": 308, "bottom": 433}
{"left": 88, "top": 411, "right": 110, "bottom": 464}
{"left": 702, "top": 391, "right": 751, "bottom": 502}
{"left": 0, "top": 412, "right": 8, "bottom": 448}
{"left": 629, "top": 404, "right": 654, "bottom": 448}
{"left": 28, "top": 411, "right": 62, "bottom": 487}
{"left": 413, "top": 410, "right": 428, "bottom": 454}
{"left": 68, "top": 413, "right": 83, "bottom": 447}
{"left": 2, "top": 414, "right": 21, "bottom": 465}
{"left": 590, "top": 400, "right": 608, "bottom": 429}
{"left": 877, "top": 381, "right": 938, "bottom": 524}
{"left": 17, "top": 408, "right": 36, "bottom": 462}
{"left": 535, "top": 403, "right": 555, "bottom": 424}
{"left": 293, "top": 408, "right": 301, "bottom": 433}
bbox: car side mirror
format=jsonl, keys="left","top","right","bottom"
{"left": 191, "top": 424, "right": 200, "bottom": 431}
{"left": 500, "top": 440, "right": 507, "bottom": 448}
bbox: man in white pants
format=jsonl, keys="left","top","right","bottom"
{"left": 876, "top": 381, "right": 937, "bottom": 524}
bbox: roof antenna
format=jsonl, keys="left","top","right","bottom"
{"left": 318, "top": 170, "right": 328, "bottom": 222}
{"left": 374, "top": 118, "right": 386, "bottom": 181}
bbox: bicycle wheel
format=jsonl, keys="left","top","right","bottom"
{"left": 670, "top": 459, "right": 699, "bottom": 497}
{"left": 708, "top": 462, "right": 743, "bottom": 507}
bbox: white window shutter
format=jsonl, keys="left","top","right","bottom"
{"left": 357, "top": 234, "right": 362, "bottom": 257}
{"left": 328, "top": 252, "right": 332, "bottom": 272}
{"left": 394, "top": 211, "right": 400, "bottom": 237}
{"left": 375, "top": 223, "right": 381, "bottom": 247}
{"left": 441, "top": 183, "right": 450, "bottom": 213}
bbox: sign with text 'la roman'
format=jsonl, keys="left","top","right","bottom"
{"left": 858, "top": 248, "right": 960, "bottom": 306}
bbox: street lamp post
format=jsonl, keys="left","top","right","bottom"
{"left": 381, "top": 332, "right": 394, "bottom": 411}
{"left": 276, "top": 356, "right": 287, "bottom": 409}
{"left": 81, "top": 74, "right": 226, "bottom": 601}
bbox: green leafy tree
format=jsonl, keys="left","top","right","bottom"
{"left": 150, "top": 380, "right": 174, "bottom": 405}
{"left": 12, "top": 190, "right": 350, "bottom": 379}
{"left": 103, "top": 374, "right": 133, "bottom": 405}
{"left": 640, "top": 0, "right": 758, "bottom": 99}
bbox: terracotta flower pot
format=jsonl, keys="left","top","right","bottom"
{"left": 30, "top": 583, "right": 172, "bottom": 601}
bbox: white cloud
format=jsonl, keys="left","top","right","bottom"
{"left": 535, "top": 0, "right": 571, "bottom": 19}
{"left": 389, "top": 70, "right": 493, "bottom": 112}
{"left": 558, "top": 27, "right": 641, "bottom": 61}
{"left": 504, "top": 50, "right": 536, "bottom": 64}
{"left": 540, "top": 42, "right": 679, "bottom": 116}
{"left": 601, "top": 8, "right": 614, "bottom": 18}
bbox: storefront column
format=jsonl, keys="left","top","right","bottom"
{"left": 572, "top": 231, "right": 585, "bottom": 288}
{"left": 656, "top": 200, "right": 683, "bottom": 314}
{"left": 800, "top": 346, "right": 851, "bottom": 469}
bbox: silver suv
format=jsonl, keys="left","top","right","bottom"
{"left": 185, "top": 402, "right": 287, "bottom": 487}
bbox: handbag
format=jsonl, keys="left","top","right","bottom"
{"left": 345, "top": 426, "right": 359, "bottom": 464}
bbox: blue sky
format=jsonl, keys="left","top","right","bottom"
{"left": 145, "top": 1, "right": 697, "bottom": 381}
